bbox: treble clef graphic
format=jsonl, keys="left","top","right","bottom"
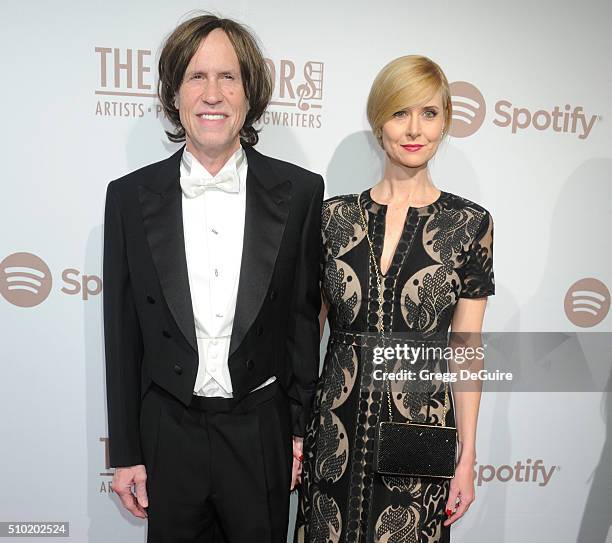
{"left": 297, "top": 82, "right": 314, "bottom": 111}
{"left": 297, "top": 61, "right": 323, "bottom": 111}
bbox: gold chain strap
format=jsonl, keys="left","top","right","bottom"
{"left": 354, "top": 195, "right": 449, "bottom": 425}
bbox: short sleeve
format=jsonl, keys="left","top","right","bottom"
{"left": 320, "top": 201, "right": 331, "bottom": 305}
{"left": 458, "top": 210, "right": 495, "bottom": 298}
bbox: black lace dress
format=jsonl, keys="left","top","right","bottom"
{"left": 295, "top": 189, "right": 495, "bottom": 543}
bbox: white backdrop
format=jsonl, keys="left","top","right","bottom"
{"left": 1, "top": 0, "right": 611, "bottom": 541}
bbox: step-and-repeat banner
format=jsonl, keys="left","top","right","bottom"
{"left": 1, "top": 0, "right": 610, "bottom": 541}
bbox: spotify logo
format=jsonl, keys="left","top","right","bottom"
{"left": 0, "top": 252, "right": 53, "bottom": 307}
{"left": 448, "top": 81, "right": 598, "bottom": 139}
{"left": 1, "top": 252, "right": 103, "bottom": 307}
{"left": 449, "top": 81, "right": 486, "bottom": 138}
{"left": 564, "top": 278, "right": 610, "bottom": 327}
{"left": 475, "top": 459, "right": 557, "bottom": 487}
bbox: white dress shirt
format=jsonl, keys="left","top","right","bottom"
{"left": 180, "top": 146, "right": 276, "bottom": 397}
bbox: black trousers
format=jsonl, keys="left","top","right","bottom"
{"left": 141, "top": 380, "right": 293, "bottom": 543}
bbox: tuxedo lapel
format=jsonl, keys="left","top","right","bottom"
{"left": 137, "top": 144, "right": 291, "bottom": 359}
{"left": 229, "top": 146, "right": 292, "bottom": 357}
{"left": 138, "top": 146, "right": 198, "bottom": 353}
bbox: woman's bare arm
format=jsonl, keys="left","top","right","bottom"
{"left": 319, "top": 291, "right": 330, "bottom": 341}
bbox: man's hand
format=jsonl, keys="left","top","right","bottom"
{"left": 111, "top": 464, "right": 148, "bottom": 518}
{"left": 290, "top": 436, "right": 304, "bottom": 491}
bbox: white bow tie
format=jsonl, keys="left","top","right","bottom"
{"left": 180, "top": 169, "right": 240, "bottom": 198}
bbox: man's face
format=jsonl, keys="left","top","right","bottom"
{"left": 177, "top": 29, "right": 249, "bottom": 158}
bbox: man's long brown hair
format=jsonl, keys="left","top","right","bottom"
{"left": 158, "top": 14, "right": 272, "bottom": 146}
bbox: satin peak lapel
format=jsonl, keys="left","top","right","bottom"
{"left": 138, "top": 147, "right": 197, "bottom": 353}
{"left": 229, "top": 146, "right": 292, "bottom": 356}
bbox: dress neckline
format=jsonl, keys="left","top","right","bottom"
{"left": 356, "top": 188, "right": 449, "bottom": 277}
{"left": 362, "top": 187, "right": 446, "bottom": 213}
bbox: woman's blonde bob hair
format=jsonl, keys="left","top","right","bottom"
{"left": 367, "top": 55, "right": 452, "bottom": 146}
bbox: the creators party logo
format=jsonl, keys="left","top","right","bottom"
{"left": 564, "top": 278, "right": 610, "bottom": 327}
{"left": 260, "top": 58, "right": 324, "bottom": 128}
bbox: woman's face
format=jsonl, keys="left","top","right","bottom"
{"left": 380, "top": 90, "right": 445, "bottom": 168}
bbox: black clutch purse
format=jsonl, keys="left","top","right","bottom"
{"left": 355, "top": 196, "right": 457, "bottom": 479}
{"left": 373, "top": 419, "right": 457, "bottom": 478}
{"left": 372, "top": 363, "right": 457, "bottom": 478}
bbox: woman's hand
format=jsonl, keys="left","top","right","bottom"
{"left": 443, "top": 458, "right": 475, "bottom": 526}
{"left": 290, "top": 436, "right": 304, "bottom": 490}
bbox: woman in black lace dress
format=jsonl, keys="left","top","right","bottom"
{"left": 295, "top": 55, "right": 495, "bottom": 542}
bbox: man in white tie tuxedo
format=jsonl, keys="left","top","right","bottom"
{"left": 102, "top": 13, "right": 324, "bottom": 543}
